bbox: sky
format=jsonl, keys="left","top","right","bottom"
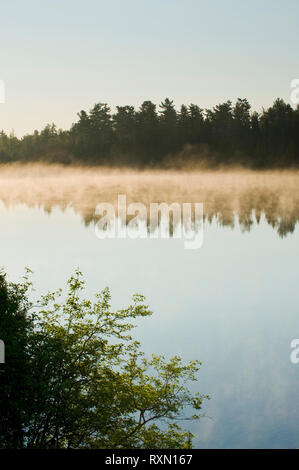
{"left": 0, "top": 0, "right": 298, "bottom": 136}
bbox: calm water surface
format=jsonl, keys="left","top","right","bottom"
{"left": 1, "top": 202, "right": 299, "bottom": 449}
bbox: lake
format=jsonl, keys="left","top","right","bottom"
{"left": 1, "top": 165, "right": 299, "bottom": 448}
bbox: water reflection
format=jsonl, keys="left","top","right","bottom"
{"left": 0, "top": 197, "right": 299, "bottom": 448}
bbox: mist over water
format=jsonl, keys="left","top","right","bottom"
{"left": 1, "top": 163, "right": 299, "bottom": 236}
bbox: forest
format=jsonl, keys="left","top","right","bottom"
{"left": 0, "top": 97, "right": 298, "bottom": 168}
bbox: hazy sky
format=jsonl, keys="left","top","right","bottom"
{"left": 0, "top": 0, "right": 298, "bottom": 136}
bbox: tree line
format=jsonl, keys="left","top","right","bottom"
{"left": 0, "top": 97, "right": 298, "bottom": 167}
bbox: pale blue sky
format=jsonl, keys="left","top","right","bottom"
{"left": 0, "top": 0, "right": 298, "bottom": 136}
